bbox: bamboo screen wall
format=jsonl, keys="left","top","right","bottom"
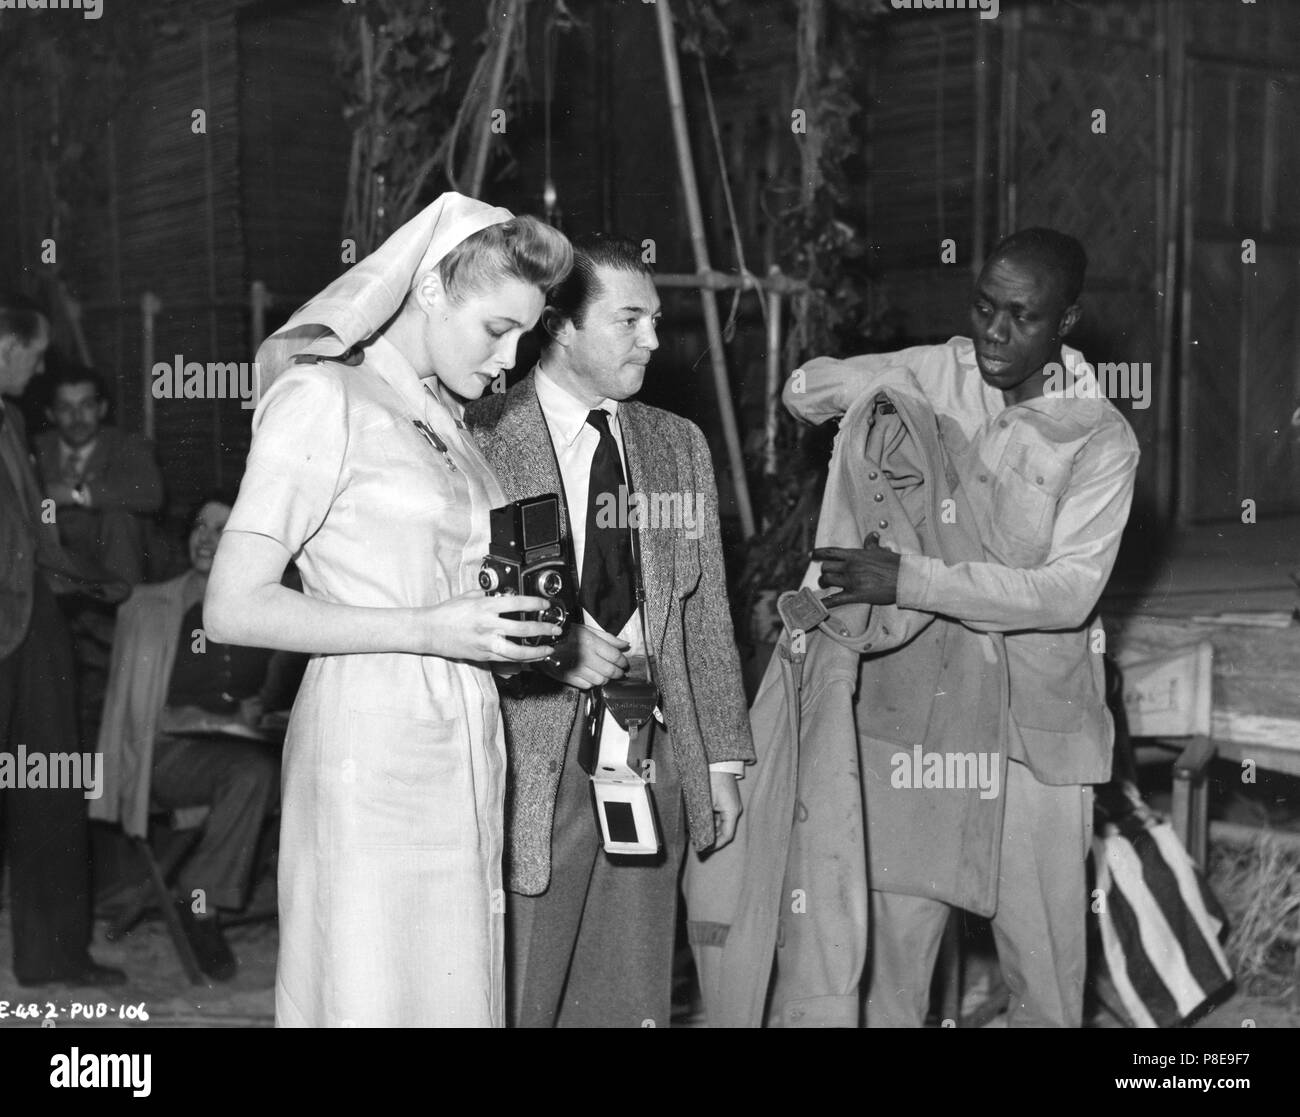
{"left": 0, "top": 0, "right": 349, "bottom": 512}
{"left": 1182, "top": 1, "right": 1300, "bottom": 521}
{"left": 115, "top": 5, "right": 246, "bottom": 499}
{"left": 859, "top": 0, "right": 1300, "bottom": 524}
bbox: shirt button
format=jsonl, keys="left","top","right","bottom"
{"left": 867, "top": 471, "right": 879, "bottom": 481}
{"left": 1036, "top": 476, "right": 1045, "bottom": 485}
{"left": 548, "top": 760, "right": 558, "bottom": 773}
{"left": 978, "top": 474, "right": 989, "bottom": 483}
{"left": 998, "top": 419, "right": 1008, "bottom": 429}
{"left": 873, "top": 492, "right": 884, "bottom": 502}
{"left": 878, "top": 519, "right": 888, "bottom": 529}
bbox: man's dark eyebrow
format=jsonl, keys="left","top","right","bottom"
{"left": 971, "top": 288, "right": 1038, "bottom": 313}
{"left": 612, "top": 304, "right": 659, "bottom": 314}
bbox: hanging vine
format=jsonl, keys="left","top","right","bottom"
{"left": 337, "top": 0, "right": 461, "bottom": 254}
{"left": 337, "top": 0, "right": 555, "bottom": 255}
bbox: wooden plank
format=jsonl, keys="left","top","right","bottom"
{"left": 1106, "top": 614, "right": 1300, "bottom": 755}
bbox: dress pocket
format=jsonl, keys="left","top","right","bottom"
{"left": 344, "top": 709, "right": 471, "bottom": 849}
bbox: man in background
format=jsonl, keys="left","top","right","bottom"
{"left": 35, "top": 361, "right": 163, "bottom": 587}
{"left": 35, "top": 361, "right": 163, "bottom": 739}
{"left": 0, "top": 291, "right": 126, "bottom": 987}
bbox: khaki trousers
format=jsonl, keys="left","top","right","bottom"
{"left": 865, "top": 759, "right": 1094, "bottom": 1028}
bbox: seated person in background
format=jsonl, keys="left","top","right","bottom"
{"left": 35, "top": 361, "right": 164, "bottom": 740}
{"left": 94, "top": 494, "right": 296, "bottom": 982}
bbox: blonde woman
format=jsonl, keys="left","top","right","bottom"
{"left": 205, "top": 194, "right": 572, "bottom": 1027}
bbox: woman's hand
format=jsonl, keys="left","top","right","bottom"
{"left": 419, "top": 589, "right": 565, "bottom": 664}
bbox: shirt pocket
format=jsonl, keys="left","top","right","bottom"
{"left": 345, "top": 709, "right": 472, "bottom": 850}
{"left": 988, "top": 439, "right": 1073, "bottom": 567}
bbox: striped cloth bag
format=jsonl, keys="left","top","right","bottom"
{"left": 1090, "top": 781, "right": 1234, "bottom": 1027}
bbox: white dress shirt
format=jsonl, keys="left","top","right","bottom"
{"left": 534, "top": 366, "right": 742, "bottom": 778}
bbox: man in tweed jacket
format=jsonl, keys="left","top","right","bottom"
{"left": 466, "top": 235, "right": 753, "bottom": 1027}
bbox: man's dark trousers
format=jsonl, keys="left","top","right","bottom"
{"left": 508, "top": 708, "right": 687, "bottom": 1028}
{"left": 0, "top": 577, "right": 93, "bottom": 982}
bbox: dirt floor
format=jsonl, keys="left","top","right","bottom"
{"left": 2, "top": 814, "right": 1295, "bottom": 1030}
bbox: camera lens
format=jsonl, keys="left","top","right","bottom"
{"left": 539, "top": 603, "right": 566, "bottom": 627}
{"left": 537, "top": 569, "right": 563, "bottom": 598}
{"left": 478, "top": 567, "right": 500, "bottom": 592}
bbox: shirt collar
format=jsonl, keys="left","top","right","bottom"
{"left": 535, "top": 363, "right": 618, "bottom": 448}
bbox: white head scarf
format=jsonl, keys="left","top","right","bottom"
{"left": 254, "top": 191, "right": 514, "bottom": 396}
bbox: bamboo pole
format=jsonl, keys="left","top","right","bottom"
{"left": 972, "top": 15, "right": 990, "bottom": 273}
{"left": 1157, "top": 0, "right": 1185, "bottom": 524}
{"left": 763, "top": 273, "right": 784, "bottom": 478}
{"left": 1176, "top": 35, "right": 1195, "bottom": 528}
{"left": 653, "top": 270, "right": 806, "bottom": 295}
{"left": 466, "top": 0, "right": 523, "bottom": 199}
{"left": 653, "top": 0, "right": 755, "bottom": 538}
{"left": 250, "top": 281, "right": 268, "bottom": 355}
{"left": 141, "top": 293, "right": 161, "bottom": 442}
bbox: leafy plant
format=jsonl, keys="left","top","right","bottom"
{"left": 337, "top": 0, "right": 461, "bottom": 254}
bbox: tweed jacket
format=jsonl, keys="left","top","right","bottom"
{"left": 0, "top": 403, "right": 42, "bottom": 658}
{"left": 685, "top": 373, "right": 1011, "bottom": 1027}
{"left": 466, "top": 371, "right": 754, "bottom": 895}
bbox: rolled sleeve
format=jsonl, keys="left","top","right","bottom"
{"left": 901, "top": 424, "right": 1139, "bottom": 632}
{"left": 783, "top": 347, "right": 943, "bottom": 425}
{"left": 224, "top": 367, "right": 350, "bottom": 554}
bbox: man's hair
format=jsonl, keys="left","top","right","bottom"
{"left": 0, "top": 291, "right": 48, "bottom": 345}
{"left": 985, "top": 228, "right": 1088, "bottom": 306}
{"left": 47, "top": 360, "right": 108, "bottom": 403}
{"left": 435, "top": 215, "right": 573, "bottom": 304}
{"left": 545, "top": 234, "right": 652, "bottom": 332}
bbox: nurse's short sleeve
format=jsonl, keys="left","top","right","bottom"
{"left": 225, "top": 365, "right": 349, "bottom": 554}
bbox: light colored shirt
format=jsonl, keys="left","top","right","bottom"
{"left": 786, "top": 337, "right": 1139, "bottom": 769}
{"left": 785, "top": 336, "right": 1139, "bottom": 631}
{"left": 535, "top": 366, "right": 743, "bottom": 778}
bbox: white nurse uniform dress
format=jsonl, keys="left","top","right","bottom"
{"left": 225, "top": 333, "right": 508, "bottom": 1027}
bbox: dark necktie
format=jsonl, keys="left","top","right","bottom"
{"left": 581, "top": 409, "right": 636, "bottom": 636}
{"left": 64, "top": 446, "right": 87, "bottom": 486}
